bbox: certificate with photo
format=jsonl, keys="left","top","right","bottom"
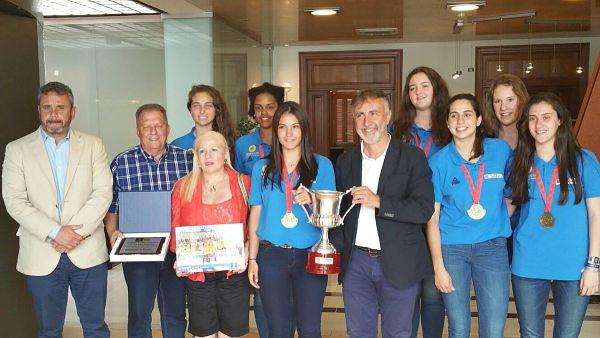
{"left": 175, "top": 223, "right": 245, "bottom": 273}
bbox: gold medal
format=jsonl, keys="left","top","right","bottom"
{"left": 281, "top": 212, "right": 298, "bottom": 228}
{"left": 533, "top": 166, "right": 559, "bottom": 229}
{"left": 539, "top": 212, "right": 555, "bottom": 228}
{"left": 467, "top": 203, "right": 486, "bottom": 220}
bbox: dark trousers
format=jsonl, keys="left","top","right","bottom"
{"left": 122, "top": 251, "right": 186, "bottom": 338}
{"left": 411, "top": 274, "right": 445, "bottom": 338}
{"left": 26, "top": 254, "right": 109, "bottom": 338}
{"left": 342, "top": 249, "right": 419, "bottom": 338}
{"left": 258, "top": 244, "right": 327, "bottom": 338}
{"left": 253, "top": 288, "right": 297, "bottom": 338}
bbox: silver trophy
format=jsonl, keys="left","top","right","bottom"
{"left": 298, "top": 185, "right": 355, "bottom": 274}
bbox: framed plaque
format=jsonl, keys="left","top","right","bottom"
{"left": 175, "top": 223, "right": 245, "bottom": 273}
{"left": 116, "top": 237, "right": 166, "bottom": 255}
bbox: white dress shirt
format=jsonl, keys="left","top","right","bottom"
{"left": 354, "top": 137, "right": 390, "bottom": 250}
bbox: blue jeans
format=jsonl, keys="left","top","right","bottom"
{"left": 343, "top": 249, "right": 419, "bottom": 338}
{"left": 122, "top": 251, "right": 186, "bottom": 338}
{"left": 512, "top": 275, "right": 590, "bottom": 338}
{"left": 441, "top": 237, "right": 509, "bottom": 338}
{"left": 254, "top": 288, "right": 297, "bottom": 338}
{"left": 257, "top": 244, "right": 327, "bottom": 338}
{"left": 411, "top": 274, "right": 445, "bottom": 338}
{"left": 26, "top": 254, "right": 109, "bottom": 338}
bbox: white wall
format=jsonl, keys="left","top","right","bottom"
{"left": 273, "top": 37, "right": 600, "bottom": 102}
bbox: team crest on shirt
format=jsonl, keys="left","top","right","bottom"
{"left": 248, "top": 145, "right": 256, "bottom": 153}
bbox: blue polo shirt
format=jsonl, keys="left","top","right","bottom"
{"left": 429, "top": 137, "right": 512, "bottom": 245}
{"left": 234, "top": 128, "right": 271, "bottom": 175}
{"left": 409, "top": 125, "right": 442, "bottom": 159}
{"left": 249, "top": 154, "right": 336, "bottom": 249}
{"left": 512, "top": 149, "right": 600, "bottom": 281}
{"left": 171, "top": 127, "right": 196, "bottom": 150}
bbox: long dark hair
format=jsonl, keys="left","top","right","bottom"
{"left": 263, "top": 102, "right": 318, "bottom": 190}
{"left": 447, "top": 93, "right": 485, "bottom": 161}
{"left": 483, "top": 74, "right": 530, "bottom": 136}
{"left": 186, "top": 84, "right": 236, "bottom": 159}
{"left": 394, "top": 66, "right": 451, "bottom": 146}
{"left": 509, "top": 92, "right": 583, "bottom": 205}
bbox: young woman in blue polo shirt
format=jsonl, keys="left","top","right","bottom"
{"left": 484, "top": 74, "right": 530, "bottom": 262}
{"left": 509, "top": 92, "right": 600, "bottom": 338}
{"left": 171, "top": 85, "right": 236, "bottom": 157}
{"left": 234, "top": 82, "right": 284, "bottom": 176}
{"left": 247, "top": 101, "right": 335, "bottom": 337}
{"left": 427, "top": 93, "right": 512, "bottom": 338}
{"left": 394, "top": 66, "right": 450, "bottom": 338}
{"left": 234, "top": 84, "right": 289, "bottom": 338}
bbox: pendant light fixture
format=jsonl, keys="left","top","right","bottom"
{"left": 576, "top": 23, "right": 584, "bottom": 75}
{"left": 468, "top": 22, "right": 476, "bottom": 72}
{"left": 452, "top": 38, "right": 463, "bottom": 79}
{"left": 496, "top": 18, "right": 503, "bottom": 72}
{"left": 525, "top": 17, "right": 534, "bottom": 74}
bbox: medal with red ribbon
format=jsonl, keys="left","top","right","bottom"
{"left": 281, "top": 161, "right": 299, "bottom": 228}
{"left": 533, "top": 166, "right": 558, "bottom": 228}
{"left": 414, "top": 133, "right": 434, "bottom": 157}
{"left": 460, "top": 162, "right": 487, "bottom": 220}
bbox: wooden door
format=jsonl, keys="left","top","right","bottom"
{"left": 300, "top": 50, "right": 402, "bottom": 157}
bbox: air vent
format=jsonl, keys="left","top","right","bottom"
{"left": 355, "top": 27, "right": 398, "bottom": 36}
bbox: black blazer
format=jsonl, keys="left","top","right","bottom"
{"left": 333, "top": 138, "right": 434, "bottom": 290}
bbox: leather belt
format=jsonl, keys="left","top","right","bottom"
{"left": 355, "top": 245, "right": 382, "bottom": 257}
{"left": 259, "top": 240, "right": 293, "bottom": 249}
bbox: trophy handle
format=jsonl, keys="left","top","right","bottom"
{"left": 339, "top": 187, "right": 356, "bottom": 225}
{"left": 340, "top": 203, "right": 356, "bottom": 225}
{"left": 297, "top": 184, "right": 313, "bottom": 223}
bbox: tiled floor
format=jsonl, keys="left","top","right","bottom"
{"left": 62, "top": 265, "right": 600, "bottom": 337}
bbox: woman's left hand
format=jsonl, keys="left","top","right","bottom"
{"left": 580, "top": 269, "right": 599, "bottom": 296}
{"left": 293, "top": 188, "right": 313, "bottom": 205}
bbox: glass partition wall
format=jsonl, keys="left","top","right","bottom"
{"left": 43, "top": 15, "right": 271, "bottom": 160}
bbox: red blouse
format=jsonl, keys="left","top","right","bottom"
{"left": 170, "top": 167, "right": 250, "bottom": 282}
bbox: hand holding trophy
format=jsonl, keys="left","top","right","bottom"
{"left": 298, "top": 184, "right": 355, "bottom": 274}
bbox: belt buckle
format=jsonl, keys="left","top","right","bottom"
{"left": 367, "top": 248, "right": 380, "bottom": 257}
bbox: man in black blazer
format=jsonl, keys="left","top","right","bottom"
{"left": 334, "top": 89, "right": 434, "bottom": 338}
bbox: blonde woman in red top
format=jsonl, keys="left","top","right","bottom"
{"left": 171, "top": 131, "right": 251, "bottom": 338}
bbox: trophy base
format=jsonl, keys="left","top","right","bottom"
{"left": 306, "top": 251, "right": 341, "bottom": 275}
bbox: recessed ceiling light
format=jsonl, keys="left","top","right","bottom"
{"left": 303, "top": 7, "right": 340, "bottom": 16}
{"left": 447, "top": 1, "right": 485, "bottom": 12}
